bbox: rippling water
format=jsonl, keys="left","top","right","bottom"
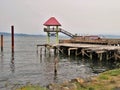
{"left": 0, "top": 36, "right": 116, "bottom": 89}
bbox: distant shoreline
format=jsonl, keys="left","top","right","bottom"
{"left": 0, "top": 32, "right": 45, "bottom": 37}
{"left": 0, "top": 32, "right": 120, "bottom": 38}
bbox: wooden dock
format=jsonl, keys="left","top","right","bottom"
{"left": 41, "top": 17, "right": 120, "bottom": 61}
{"left": 59, "top": 37, "right": 120, "bottom": 45}
{"left": 37, "top": 43, "right": 120, "bottom": 61}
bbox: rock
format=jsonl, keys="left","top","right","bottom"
{"left": 68, "top": 83, "right": 77, "bottom": 90}
{"left": 61, "top": 87, "right": 70, "bottom": 90}
{"left": 62, "top": 80, "right": 69, "bottom": 86}
{"left": 48, "top": 83, "right": 62, "bottom": 90}
{"left": 91, "top": 77, "right": 98, "bottom": 83}
{"left": 48, "top": 84, "right": 53, "bottom": 90}
{"left": 71, "top": 78, "right": 84, "bottom": 84}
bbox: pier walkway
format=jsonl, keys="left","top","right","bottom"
{"left": 37, "top": 43, "right": 120, "bottom": 61}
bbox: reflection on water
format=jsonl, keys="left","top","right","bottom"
{"left": 10, "top": 53, "right": 15, "bottom": 73}
{"left": 0, "top": 36, "right": 119, "bottom": 90}
{"left": 53, "top": 55, "right": 58, "bottom": 83}
{"left": 0, "top": 53, "right": 4, "bottom": 72}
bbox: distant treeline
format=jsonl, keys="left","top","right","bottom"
{"left": 0, "top": 32, "right": 45, "bottom": 37}
{"left": 104, "top": 35, "right": 120, "bottom": 39}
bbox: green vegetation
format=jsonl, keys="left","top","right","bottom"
{"left": 75, "top": 69, "right": 120, "bottom": 90}
{"left": 16, "top": 84, "right": 47, "bottom": 90}
{"left": 103, "top": 69, "right": 120, "bottom": 76}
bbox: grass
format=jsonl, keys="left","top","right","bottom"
{"left": 16, "top": 85, "right": 47, "bottom": 90}
{"left": 103, "top": 69, "right": 120, "bottom": 76}
{"left": 75, "top": 69, "right": 120, "bottom": 90}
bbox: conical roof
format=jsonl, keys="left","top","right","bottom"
{"left": 43, "top": 17, "right": 61, "bottom": 26}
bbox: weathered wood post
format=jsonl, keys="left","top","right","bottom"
{"left": 100, "top": 53, "right": 102, "bottom": 61}
{"left": 68, "top": 48, "right": 70, "bottom": 56}
{"left": 106, "top": 51, "right": 109, "bottom": 60}
{"left": 11, "top": 26, "right": 14, "bottom": 53}
{"left": 75, "top": 49, "right": 77, "bottom": 56}
{"left": 81, "top": 49, "right": 85, "bottom": 57}
{"left": 1, "top": 35, "right": 3, "bottom": 52}
{"left": 90, "top": 52, "right": 92, "bottom": 60}
{"left": 114, "top": 50, "right": 118, "bottom": 60}
{"left": 98, "top": 53, "right": 102, "bottom": 61}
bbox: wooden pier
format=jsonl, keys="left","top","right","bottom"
{"left": 37, "top": 43, "right": 120, "bottom": 60}
{"left": 39, "top": 17, "right": 120, "bottom": 61}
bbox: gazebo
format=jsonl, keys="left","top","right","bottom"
{"left": 43, "top": 17, "right": 61, "bottom": 44}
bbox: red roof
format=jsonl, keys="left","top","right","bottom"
{"left": 43, "top": 17, "right": 61, "bottom": 26}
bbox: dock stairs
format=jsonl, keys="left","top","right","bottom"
{"left": 60, "top": 28, "right": 75, "bottom": 38}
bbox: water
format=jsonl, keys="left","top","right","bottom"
{"left": 0, "top": 36, "right": 117, "bottom": 89}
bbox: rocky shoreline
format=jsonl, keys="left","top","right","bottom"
{"left": 15, "top": 69, "right": 120, "bottom": 90}
{"left": 47, "top": 69, "right": 120, "bottom": 90}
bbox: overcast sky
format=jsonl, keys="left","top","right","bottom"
{"left": 0, "top": 0, "right": 120, "bottom": 35}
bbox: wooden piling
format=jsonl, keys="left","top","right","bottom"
{"left": 90, "top": 53, "right": 92, "bottom": 59}
{"left": 81, "top": 49, "right": 85, "bottom": 57}
{"left": 100, "top": 53, "right": 102, "bottom": 61}
{"left": 106, "top": 52, "right": 109, "bottom": 60}
{"left": 68, "top": 48, "right": 78, "bottom": 56}
{"left": 11, "top": 26, "right": 14, "bottom": 53}
{"left": 114, "top": 50, "right": 118, "bottom": 60}
{"left": 1, "top": 35, "right": 3, "bottom": 52}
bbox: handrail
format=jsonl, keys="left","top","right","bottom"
{"left": 44, "top": 28, "right": 74, "bottom": 38}
{"left": 60, "top": 28, "right": 74, "bottom": 37}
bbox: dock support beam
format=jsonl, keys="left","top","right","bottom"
{"left": 47, "top": 26, "right": 50, "bottom": 44}
{"left": 47, "top": 32, "right": 50, "bottom": 44}
{"left": 100, "top": 53, "right": 102, "bottom": 61}
{"left": 114, "top": 50, "right": 118, "bottom": 60}
{"left": 68, "top": 48, "right": 78, "bottom": 56}
{"left": 90, "top": 53, "right": 92, "bottom": 60}
{"left": 98, "top": 53, "right": 103, "bottom": 61}
{"left": 56, "top": 26, "right": 59, "bottom": 44}
{"left": 106, "top": 52, "right": 109, "bottom": 60}
{"left": 81, "top": 49, "right": 85, "bottom": 57}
